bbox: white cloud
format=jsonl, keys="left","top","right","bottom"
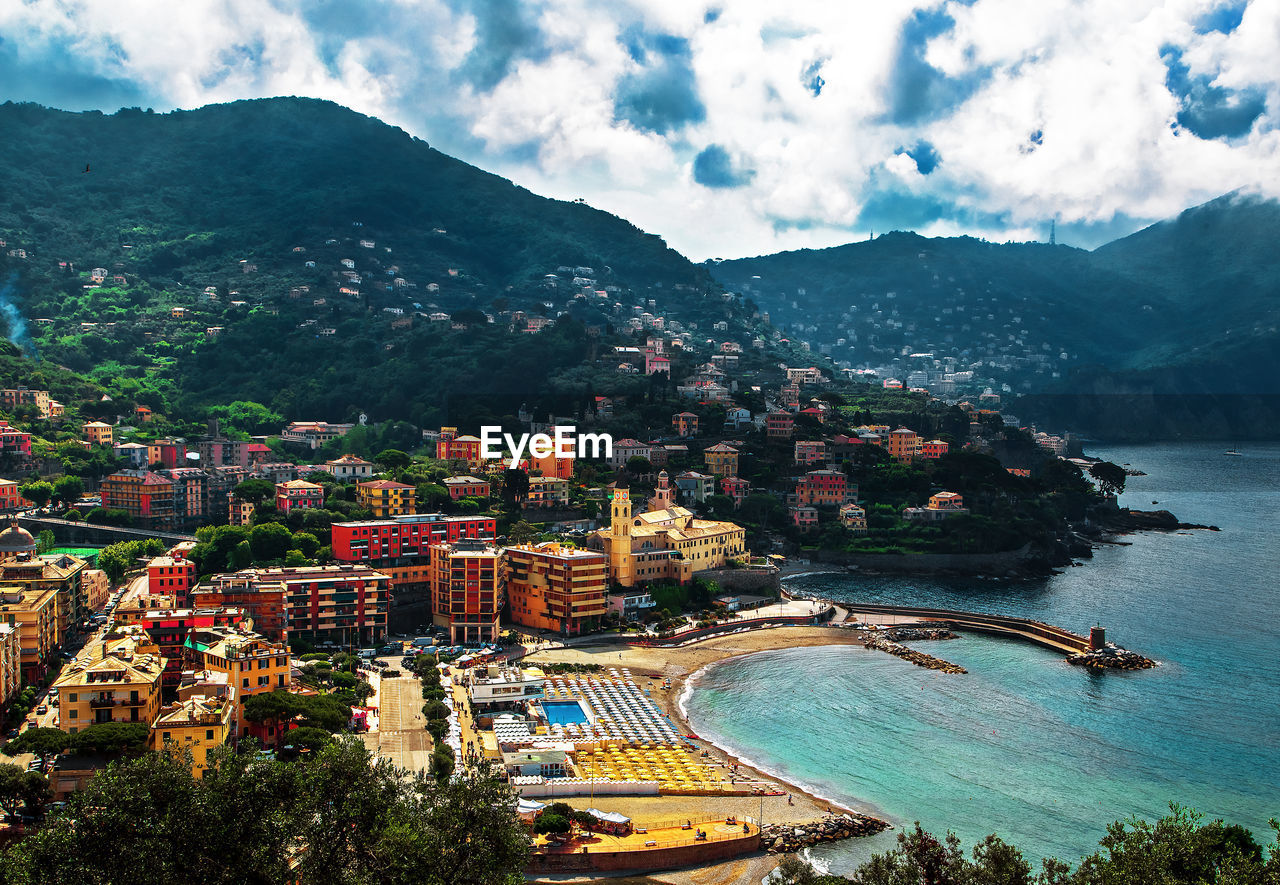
{"left": 0, "top": 0, "right": 1276, "bottom": 258}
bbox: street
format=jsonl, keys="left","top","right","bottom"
{"left": 361, "top": 673, "right": 433, "bottom": 774}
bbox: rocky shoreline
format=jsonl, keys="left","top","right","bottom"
{"left": 761, "top": 813, "right": 891, "bottom": 854}
{"left": 1066, "top": 644, "right": 1157, "bottom": 671}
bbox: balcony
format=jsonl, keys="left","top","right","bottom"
{"left": 88, "top": 696, "right": 118, "bottom": 708}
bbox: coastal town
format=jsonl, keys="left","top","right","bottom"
{"left": 0, "top": 295, "right": 1152, "bottom": 879}
{"left": 0, "top": 225, "right": 1155, "bottom": 883}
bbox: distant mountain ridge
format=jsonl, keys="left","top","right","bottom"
{"left": 709, "top": 192, "right": 1280, "bottom": 438}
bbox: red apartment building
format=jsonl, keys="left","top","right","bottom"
{"left": 766, "top": 412, "right": 795, "bottom": 439}
{"left": 794, "top": 469, "right": 854, "bottom": 507}
{"left": 330, "top": 513, "right": 497, "bottom": 593}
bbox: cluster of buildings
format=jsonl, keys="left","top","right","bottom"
{"left": 0, "top": 523, "right": 107, "bottom": 706}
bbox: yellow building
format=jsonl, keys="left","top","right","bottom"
{"left": 189, "top": 625, "right": 290, "bottom": 729}
{"left": 702, "top": 443, "right": 739, "bottom": 477}
{"left": 54, "top": 631, "right": 165, "bottom": 734}
{"left": 357, "top": 480, "right": 416, "bottom": 517}
{"left": 0, "top": 623, "right": 20, "bottom": 708}
{"left": 0, "top": 584, "right": 61, "bottom": 684}
{"left": 82, "top": 420, "right": 114, "bottom": 447}
{"left": 150, "top": 694, "right": 235, "bottom": 777}
{"left": 589, "top": 475, "right": 746, "bottom": 588}
{"left": 0, "top": 551, "right": 88, "bottom": 643}
{"left": 505, "top": 543, "right": 608, "bottom": 636}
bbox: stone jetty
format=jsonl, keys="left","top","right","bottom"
{"left": 1066, "top": 644, "right": 1157, "bottom": 671}
{"left": 859, "top": 627, "right": 967, "bottom": 674}
{"left": 762, "top": 814, "right": 890, "bottom": 854}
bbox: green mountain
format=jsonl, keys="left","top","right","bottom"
{"left": 0, "top": 97, "right": 764, "bottom": 428}
{"left": 709, "top": 193, "right": 1280, "bottom": 439}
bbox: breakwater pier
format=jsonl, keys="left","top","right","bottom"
{"left": 836, "top": 603, "right": 1155, "bottom": 670}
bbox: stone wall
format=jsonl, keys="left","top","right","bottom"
{"left": 692, "top": 567, "right": 781, "bottom": 594}
{"left": 809, "top": 543, "right": 1036, "bottom": 575}
{"left": 527, "top": 830, "right": 759, "bottom": 875}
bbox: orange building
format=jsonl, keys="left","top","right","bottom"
{"left": 100, "top": 470, "right": 176, "bottom": 530}
{"left": 885, "top": 428, "right": 922, "bottom": 462}
{"left": 189, "top": 624, "right": 290, "bottom": 729}
{"left": 672, "top": 412, "right": 699, "bottom": 438}
{"left": 429, "top": 539, "right": 505, "bottom": 644}
{"left": 505, "top": 543, "right": 607, "bottom": 637}
{"left": 82, "top": 420, "right": 114, "bottom": 446}
{"left": 526, "top": 476, "right": 569, "bottom": 508}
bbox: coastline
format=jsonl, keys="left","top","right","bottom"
{"left": 523, "top": 625, "right": 888, "bottom": 821}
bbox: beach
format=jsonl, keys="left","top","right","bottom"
{"left": 523, "top": 625, "right": 880, "bottom": 885}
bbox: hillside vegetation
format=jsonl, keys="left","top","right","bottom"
{"left": 0, "top": 98, "right": 745, "bottom": 428}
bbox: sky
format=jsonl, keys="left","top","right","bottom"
{"left": 1, "top": 0, "right": 1278, "bottom": 260}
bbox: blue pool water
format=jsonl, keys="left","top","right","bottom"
{"left": 542, "top": 700, "right": 590, "bottom": 726}
{"left": 682, "top": 441, "right": 1280, "bottom": 874}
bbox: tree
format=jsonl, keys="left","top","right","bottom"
{"left": 96, "top": 538, "right": 165, "bottom": 583}
{"left": 376, "top": 448, "right": 411, "bottom": 473}
{"left": 533, "top": 813, "right": 570, "bottom": 835}
{"left": 19, "top": 480, "right": 53, "bottom": 509}
{"left": 52, "top": 475, "right": 84, "bottom": 505}
{"left": 2, "top": 727, "right": 70, "bottom": 758}
{"left": 508, "top": 520, "right": 540, "bottom": 545}
{"left": 233, "top": 478, "right": 276, "bottom": 505}
{"left": 0, "top": 764, "right": 50, "bottom": 818}
{"left": 249, "top": 522, "right": 293, "bottom": 563}
{"left": 63, "top": 508, "right": 82, "bottom": 522}
{"left": 69, "top": 722, "right": 149, "bottom": 755}
{"left": 626, "top": 456, "right": 652, "bottom": 475}
{"left": 36, "top": 530, "right": 55, "bottom": 554}
{"left": 1088, "top": 461, "right": 1127, "bottom": 498}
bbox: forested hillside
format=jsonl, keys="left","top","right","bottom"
{"left": 0, "top": 98, "right": 755, "bottom": 428}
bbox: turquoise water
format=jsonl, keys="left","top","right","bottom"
{"left": 542, "top": 700, "right": 590, "bottom": 726}
{"left": 682, "top": 442, "right": 1280, "bottom": 873}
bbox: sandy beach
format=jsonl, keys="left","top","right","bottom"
{"left": 523, "top": 625, "right": 884, "bottom": 885}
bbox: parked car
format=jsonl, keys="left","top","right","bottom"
{"left": 35, "top": 704, "right": 47, "bottom": 715}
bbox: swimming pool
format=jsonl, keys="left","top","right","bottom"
{"left": 542, "top": 700, "right": 590, "bottom": 726}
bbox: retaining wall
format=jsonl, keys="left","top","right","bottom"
{"left": 527, "top": 830, "right": 759, "bottom": 875}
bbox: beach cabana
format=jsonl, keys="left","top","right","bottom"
{"left": 585, "top": 808, "right": 633, "bottom": 835}
{"left": 516, "top": 798, "right": 546, "bottom": 822}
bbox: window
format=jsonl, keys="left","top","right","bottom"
{"left": 206, "top": 729, "right": 214, "bottom": 740}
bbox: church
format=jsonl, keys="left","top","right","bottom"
{"left": 588, "top": 471, "right": 747, "bottom": 587}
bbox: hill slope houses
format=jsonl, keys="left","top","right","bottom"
{"left": 0, "top": 98, "right": 770, "bottom": 427}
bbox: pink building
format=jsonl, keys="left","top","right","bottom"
{"left": 275, "top": 479, "right": 324, "bottom": 513}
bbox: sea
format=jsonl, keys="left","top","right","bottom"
{"left": 680, "top": 441, "right": 1280, "bottom": 874}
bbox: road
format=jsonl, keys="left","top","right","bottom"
{"left": 362, "top": 673, "right": 434, "bottom": 775}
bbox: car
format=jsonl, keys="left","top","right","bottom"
{"left": 35, "top": 704, "right": 47, "bottom": 715}
{"left": 5, "top": 728, "right": 17, "bottom": 739}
